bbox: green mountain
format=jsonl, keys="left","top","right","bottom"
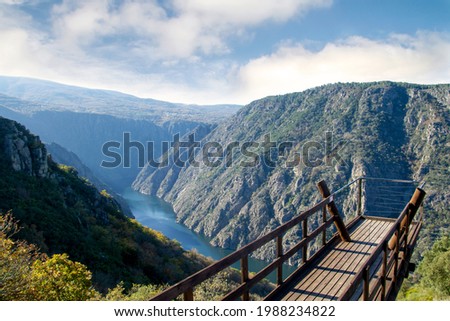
{"left": 0, "top": 116, "right": 207, "bottom": 291}
{"left": 133, "top": 82, "right": 450, "bottom": 260}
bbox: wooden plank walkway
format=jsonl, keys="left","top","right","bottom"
{"left": 274, "top": 217, "right": 394, "bottom": 301}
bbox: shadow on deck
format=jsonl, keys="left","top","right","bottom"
{"left": 269, "top": 216, "right": 420, "bottom": 301}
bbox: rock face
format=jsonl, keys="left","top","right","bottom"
{"left": 132, "top": 123, "right": 215, "bottom": 196}
{"left": 1, "top": 117, "right": 48, "bottom": 178}
{"left": 132, "top": 82, "right": 450, "bottom": 259}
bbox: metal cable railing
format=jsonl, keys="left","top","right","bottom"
{"left": 338, "top": 186, "right": 425, "bottom": 300}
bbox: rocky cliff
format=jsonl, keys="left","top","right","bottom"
{"left": 132, "top": 123, "right": 215, "bottom": 196}
{"left": 2, "top": 118, "right": 48, "bottom": 178}
{"left": 133, "top": 82, "right": 450, "bottom": 259}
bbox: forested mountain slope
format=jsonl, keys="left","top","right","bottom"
{"left": 0, "top": 116, "right": 207, "bottom": 291}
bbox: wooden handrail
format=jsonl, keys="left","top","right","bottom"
{"left": 388, "top": 188, "right": 426, "bottom": 250}
{"left": 339, "top": 187, "right": 426, "bottom": 301}
{"left": 219, "top": 217, "right": 334, "bottom": 301}
{"left": 150, "top": 195, "right": 334, "bottom": 301}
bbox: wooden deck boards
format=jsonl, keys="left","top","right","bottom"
{"left": 278, "top": 217, "right": 394, "bottom": 301}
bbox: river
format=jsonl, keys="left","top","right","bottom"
{"left": 122, "top": 188, "right": 296, "bottom": 281}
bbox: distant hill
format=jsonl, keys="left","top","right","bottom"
{"left": 133, "top": 82, "right": 450, "bottom": 260}
{"left": 0, "top": 76, "right": 241, "bottom": 124}
{"left": 0, "top": 116, "right": 207, "bottom": 291}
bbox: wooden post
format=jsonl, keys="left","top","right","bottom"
{"left": 404, "top": 209, "right": 410, "bottom": 259}
{"left": 363, "top": 266, "right": 370, "bottom": 300}
{"left": 183, "top": 288, "right": 194, "bottom": 301}
{"left": 388, "top": 188, "right": 426, "bottom": 250}
{"left": 276, "top": 236, "right": 283, "bottom": 286}
{"left": 322, "top": 206, "right": 327, "bottom": 245}
{"left": 357, "top": 178, "right": 362, "bottom": 216}
{"left": 302, "top": 219, "right": 308, "bottom": 263}
{"left": 381, "top": 242, "right": 388, "bottom": 300}
{"left": 241, "top": 256, "right": 250, "bottom": 301}
{"left": 393, "top": 227, "right": 400, "bottom": 284}
{"left": 317, "top": 180, "right": 351, "bottom": 242}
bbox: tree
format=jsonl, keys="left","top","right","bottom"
{"left": 104, "top": 282, "right": 163, "bottom": 301}
{"left": 0, "top": 212, "right": 39, "bottom": 300}
{"left": 417, "top": 235, "right": 450, "bottom": 298}
{"left": 30, "top": 253, "right": 98, "bottom": 301}
{"left": 399, "top": 235, "right": 450, "bottom": 301}
{"left": 1, "top": 212, "right": 99, "bottom": 301}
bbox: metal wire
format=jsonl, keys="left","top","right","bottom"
{"left": 332, "top": 177, "right": 420, "bottom": 220}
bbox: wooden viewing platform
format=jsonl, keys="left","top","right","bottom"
{"left": 271, "top": 216, "right": 417, "bottom": 301}
{"left": 151, "top": 177, "right": 426, "bottom": 301}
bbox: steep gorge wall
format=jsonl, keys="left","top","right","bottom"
{"left": 133, "top": 82, "right": 450, "bottom": 260}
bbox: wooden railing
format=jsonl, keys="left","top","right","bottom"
{"left": 151, "top": 191, "right": 344, "bottom": 300}
{"left": 338, "top": 187, "right": 426, "bottom": 301}
{"left": 150, "top": 177, "right": 421, "bottom": 301}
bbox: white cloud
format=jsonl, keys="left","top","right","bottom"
{"left": 235, "top": 32, "right": 450, "bottom": 103}
{"left": 172, "top": 0, "right": 332, "bottom": 25}
{"left": 49, "top": 0, "right": 333, "bottom": 59}
{"left": 0, "top": 0, "right": 27, "bottom": 4}
{"left": 52, "top": 0, "right": 113, "bottom": 48}
{"left": 0, "top": 1, "right": 449, "bottom": 105}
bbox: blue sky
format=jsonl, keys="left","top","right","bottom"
{"left": 0, "top": 0, "right": 449, "bottom": 104}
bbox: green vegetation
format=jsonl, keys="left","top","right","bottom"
{"left": 193, "top": 269, "right": 274, "bottom": 301}
{"left": 100, "top": 189, "right": 113, "bottom": 199}
{"left": 1, "top": 212, "right": 96, "bottom": 300}
{"left": 1, "top": 212, "right": 164, "bottom": 300}
{"left": 30, "top": 253, "right": 97, "bottom": 300}
{"left": 103, "top": 282, "right": 164, "bottom": 301}
{"left": 1, "top": 211, "right": 273, "bottom": 301}
{"left": 0, "top": 212, "right": 39, "bottom": 300}
{"left": 0, "top": 117, "right": 209, "bottom": 293}
{"left": 0, "top": 156, "right": 207, "bottom": 291}
{"left": 399, "top": 235, "right": 450, "bottom": 300}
